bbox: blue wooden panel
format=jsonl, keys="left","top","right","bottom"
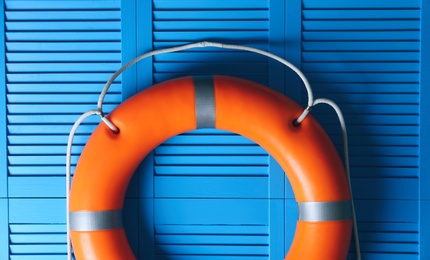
{"left": 0, "top": 199, "right": 9, "bottom": 259}
{"left": 5, "top": 0, "right": 121, "bottom": 10}
{"left": 9, "top": 199, "right": 65, "bottom": 224}
{"left": 154, "top": 199, "right": 268, "bottom": 225}
{"left": 303, "top": 0, "right": 420, "bottom": 9}
{"left": 0, "top": 0, "right": 428, "bottom": 259}
{"left": 155, "top": 176, "right": 268, "bottom": 198}
{"left": 420, "top": 1, "right": 430, "bottom": 259}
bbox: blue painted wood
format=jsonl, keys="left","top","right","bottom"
{"left": 284, "top": 199, "right": 297, "bottom": 253}
{"left": 420, "top": 1, "right": 430, "bottom": 259}
{"left": 0, "top": 0, "right": 7, "bottom": 199}
{"left": 0, "top": 199, "right": 9, "bottom": 259}
{"left": 9, "top": 199, "right": 65, "bottom": 224}
{"left": 303, "top": 0, "right": 420, "bottom": 9}
{"left": 154, "top": 199, "right": 268, "bottom": 225}
{"left": 123, "top": 199, "right": 139, "bottom": 257}
{"left": 155, "top": 176, "right": 268, "bottom": 198}
{"left": 152, "top": 0, "right": 269, "bottom": 9}
{"left": 1, "top": 0, "right": 429, "bottom": 259}
{"left": 303, "top": 9, "right": 420, "bottom": 20}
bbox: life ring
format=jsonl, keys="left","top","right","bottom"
{"left": 69, "top": 75, "right": 352, "bottom": 259}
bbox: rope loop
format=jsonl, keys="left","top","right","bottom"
{"left": 66, "top": 41, "right": 361, "bottom": 260}
{"left": 98, "top": 111, "right": 119, "bottom": 133}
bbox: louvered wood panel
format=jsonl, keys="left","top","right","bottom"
{"left": 301, "top": 1, "right": 421, "bottom": 259}
{"left": 4, "top": 0, "right": 123, "bottom": 258}
{"left": 150, "top": 1, "right": 285, "bottom": 258}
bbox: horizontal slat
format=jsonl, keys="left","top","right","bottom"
{"left": 302, "top": 0, "right": 420, "bottom": 9}
{"left": 155, "top": 224, "right": 268, "bottom": 235}
{"left": 154, "top": 73, "right": 268, "bottom": 85}
{"left": 7, "top": 52, "right": 120, "bottom": 63}
{"left": 360, "top": 242, "right": 418, "bottom": 253}
{"left": 153, "top": 62, "right": 267, "bottom": 73}
{"left": 357, "top": 222, "right": 417, "bottom": 232}
{"left": 9, "top": 224, "right": 66, "bottom": 233}
{"left": 347, "top": 253, "right": 418, "bottom": 260}
{"left": 334, "top": 135, "right": 419, "bottom": 146}
{"left": 355, "top": 200, "right": 418, "bottom": 222}
{"left": 155, "top": 244, "right": 268, "bottom": 255}
{"left": 8, "top": 115, "right": 102, "bottom": 124}
{"left": 153, "top": 0, "right": 268, "bottom": 10}
{"left": 7, "top": 94, "right": 121, "bottom": 103}
{"left": 154, "top": 10, "right": 268, "bottom": 20}
{"left": 311, "top": 83, "right": 419, "bottom": 93}
{"left": 9, "top": 244, "right": 65, "bottom": 254}
{"left": 313, "top": 114, "right": 419, "bottom": 125}
{"left": 6, "top": 21, "right": 120, "bottom": 31}
{"left": 7, "top": 63, "right": 120, "bottom": 73}
{"left": 325, "top": 125, "right": 419, "bottom": 135}
{"left": 155, "top": 176, "right": 268, "bottom": 198}
{"left": 155, "top": 166, "right": 268, "bottom": 176}
{"left": 347, "top": 146, "right": 418, "bottom": 157}
{"left": 350, "top": 167, "right": 417, "bottom": 178}
{"left": 6, "top": 43, "right": 121, "bottom": 52}
{"left": 10, "top": 234, "right": 65, "bottom": 243}
{"left": 303, "top": 20, "right": 420, "bottom": 31}
{"left": 156, "top": 145, "right": 266, "bottom": 155}
{"left": 153, "top": 256, "right": 268, "bottom": 260}
{"left": 302, "top": 42, "right": 419, "bottom": 51}
{"left": 312, "top": 93, "right": 419, "bottom": 103}
{"left": 10, "top": 255, "right": 72, "bottom": 260}
{"left": 154, "top": 21, "right": 268, "bottom": 30}
{"left": 7, "top": 83, "right": 121, "bottom": 93}
{"left": 302, "top": 62, "right": 419, "bottom": 73}
{"left": 155, "top": 234, "right": 268, "bottom": 245}
{"left": 302, "top": 10, "right": 420, "bottom": 20}
{"left": 8, "top": 145, "right": 84, "bottom": 155}
{"left": 349, "top": 156, "right": 418, "bottom": 168}
{"left": 9, "top": 199, "right": 65, "bottom": 223}
{"left": 8, "top": 166, "right": 75, "bottom": 176}
{"left": 154, "top": 199, "right": 268, "bottom": 225}
{"left": 8, "top": 155, "right": 79, "bottom": 165}
{"left": 352, "top": 178, "right": 418, "bottom": 199}
{"left": 153, "top": 52, "right": 267, "bottom": 62}
{"left": 154, "top": 155, "right": 268, "bottom": 166}
{"left": 6, "top": 73, "right": 120, "bottom": 83}
{"left": 303, "top": 31, "right": 419, "bottom": 41}
{"left": 7, "top": 135, "right": 89, "bottom": 145}
{"left": 163, "top": 135, "right": 256, "bottom": 145}
{"left": 5, "top": 1, "right": 120, "bottom": 10}
{"left": 319, "top": 104, "right": 418, "bottom": 114}
{"left": 359, "top": 231, "right": 418, "bottom": 243}
{"left": 6, "top": 32, "right": 121, "bottom": 41}
{"left": 302, "top": 52, "right": 420, "bottom": 62}
{"left": 153, "top": 31, "right": 268, "bottom": 41}
{"left": 5, "top": 10, "right": 120, "bottom": 20}
{"left": 306, "top": 72, "right": 419, "bottom": 83}
{"left": 9, "top": 177, "right": 66, "bottom": 197}
{"left": 7, "top": 104, "right": 117, "bottom": 114}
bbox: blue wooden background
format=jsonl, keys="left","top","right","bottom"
{"left": 0, "top": 0, "right": 429, "bottom": 259}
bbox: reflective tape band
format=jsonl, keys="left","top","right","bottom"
{"left": 69, "top": 209, "right": 123, "bottom": 231}
{"left": 298, "top": 200, "right": 352, "bottom": 222}
{"left": 194, "top": 76, "right": 216, "bottom": 129}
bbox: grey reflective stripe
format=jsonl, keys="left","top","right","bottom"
{"left": 69, "top": 209, "right": 122, "bottom": 231}
{"left": 298, "top": 200, "right": 352, "bottom": 222}
{"left": 194, "top": 76, "right": 215, "bottom": 128}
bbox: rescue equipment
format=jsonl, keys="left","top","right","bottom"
{"left": 69, "top": 75, "right": 352, "bottom": 260}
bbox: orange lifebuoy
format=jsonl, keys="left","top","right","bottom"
{"left": 69, "top": 75, "right": 352, "bottom": 259}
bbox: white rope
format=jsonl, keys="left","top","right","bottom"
{"left": 313, "top": 98, "right": 361, "bottom": 260}
{"left": 66, "top": 110, "right": 101, "bottom": 260}
{"left": 97, "top": 42, "right": 314, "bottom": 122}
{"left": 66, "top": 41, "right": 360, "bottom": 260}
